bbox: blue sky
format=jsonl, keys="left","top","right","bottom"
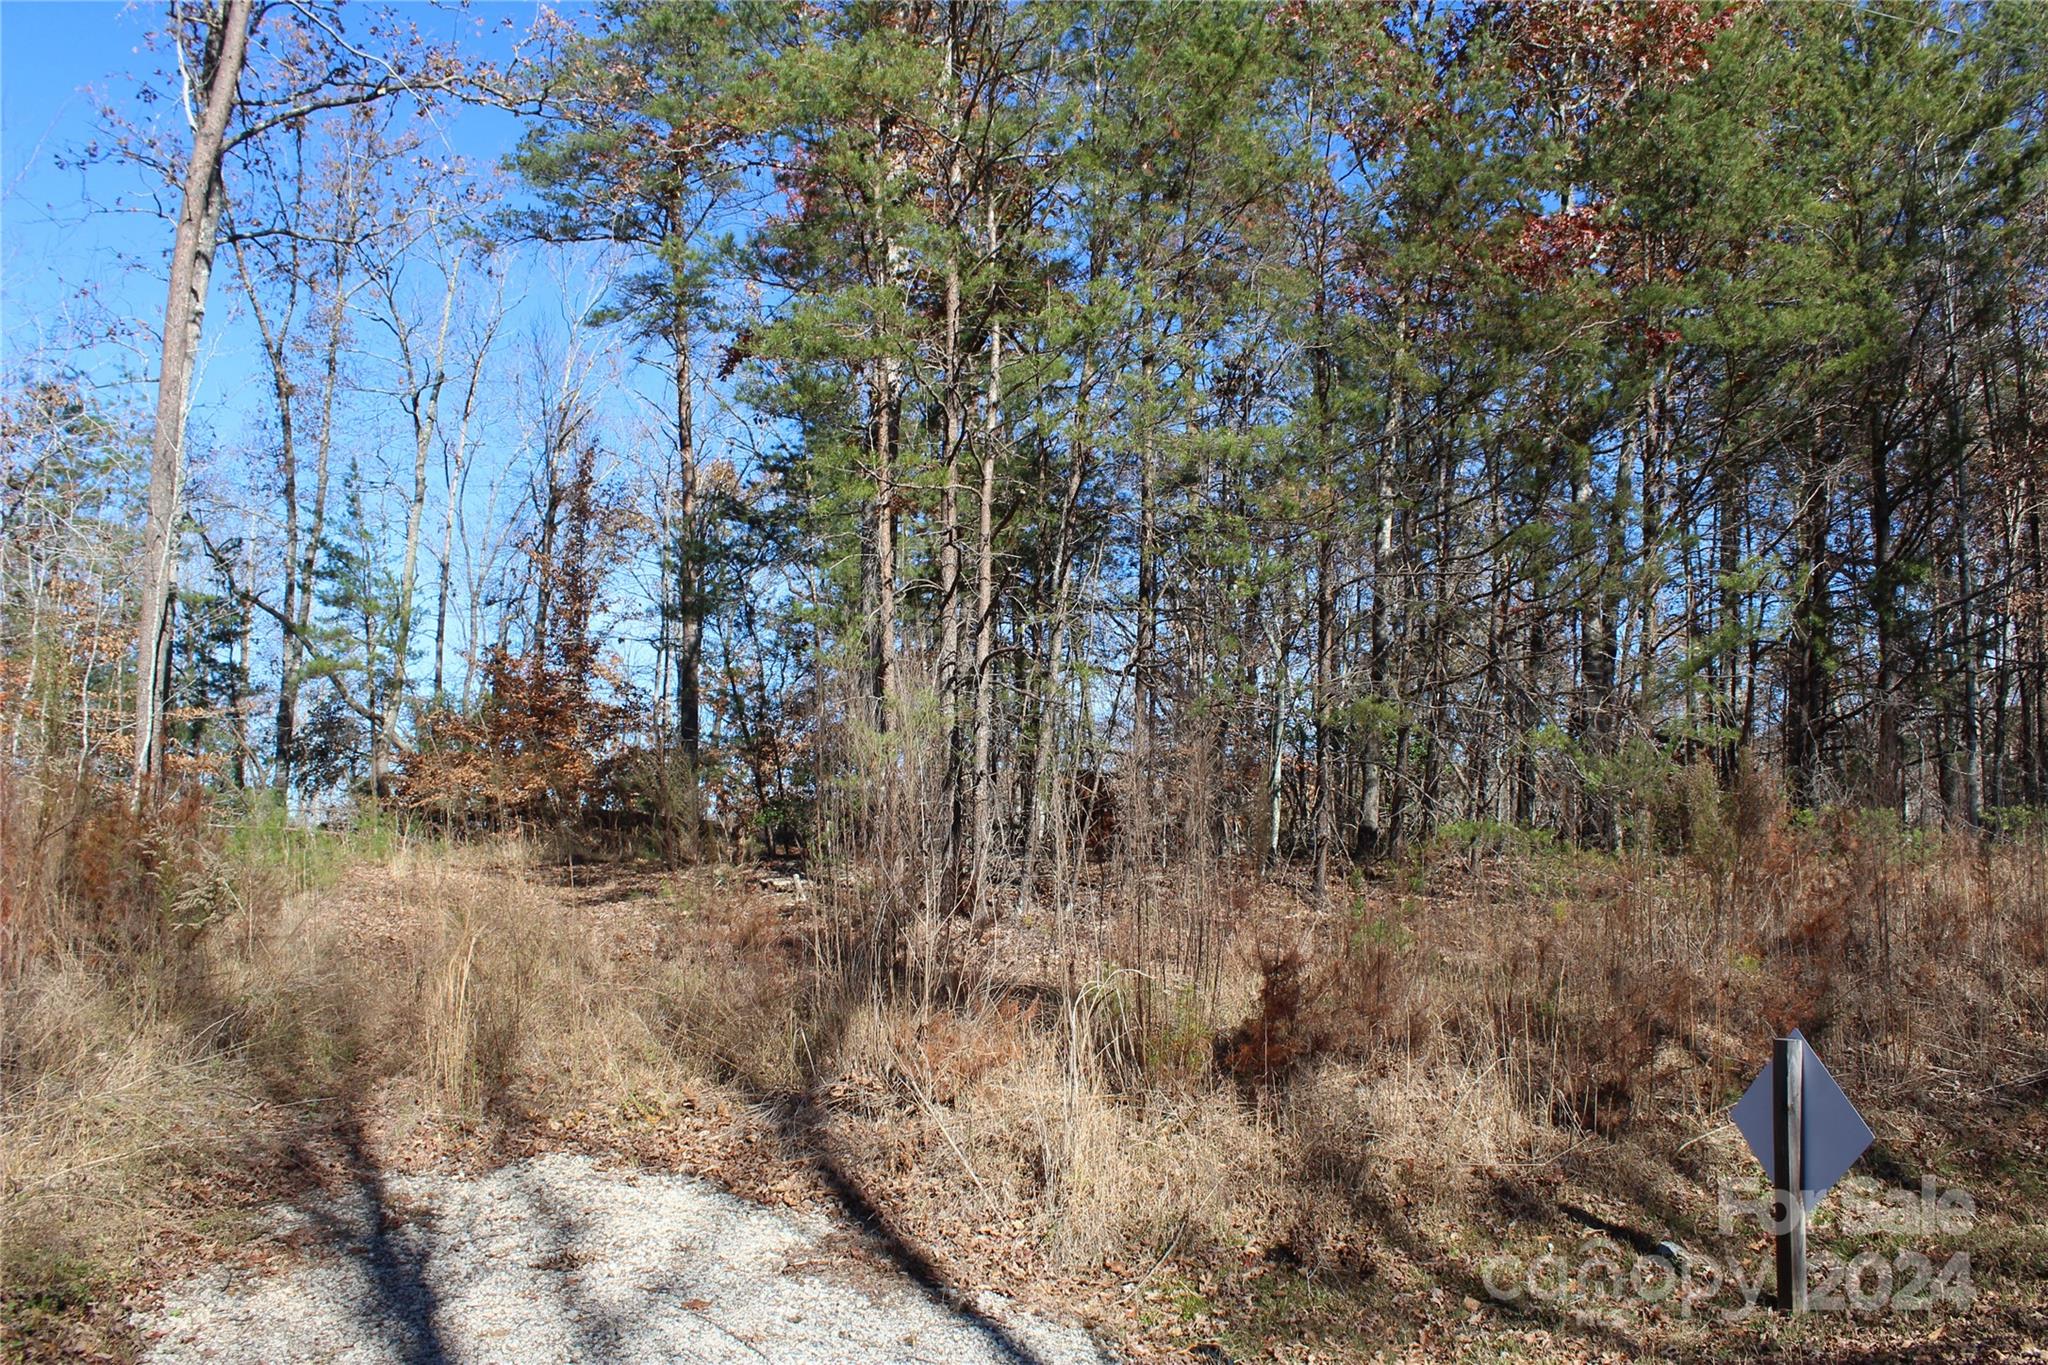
{"left": 3, "top": 2, "right": 164, "bottom": 365}
{"left": 2, "top": 1, "right": 562, "bottom": 383}
{"left": 1, "top": 1, "right": 742, "bottom": 753}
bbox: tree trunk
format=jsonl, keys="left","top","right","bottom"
{"left": 937, "top": 62, "right": 966, "bottom": 895}
{"left": 867, "top": 116, "right": 902, "bottom": 729}
{"left": 277, "top": 232, "right": 352, "bottom": 793}
{"left": 1310, "top": 307, "right": 1336, "bottom": 905}
{"left": 672, "top": 210, "right": 702, "bottom": 766}
{"left": 134, "top": 0, "right": 254, "bottom": 799}
{"left": 1129, "top": 348, "right": 1158, "bottom": 872}
{"left": 434, "top": 339, "right": 487, "bottom": 701}
{"left": 1358, "top": 342, "right": 1401, "bottom": 860}
{"left": 381, "top": 259, "right": 458, "bottom": 797}
{"left": 1018, "top": 332, "right": 1094, "bottom": 914}
{"left": 968, "top": 196, "right": 1001, "bottom": 917}
{"left": 1870, "top": 401, "right": 1903, "bottom": 815}
{"left": 1787, "top": 418, "right": 1831, "bottom": 806}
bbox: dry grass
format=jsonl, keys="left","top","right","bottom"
{"left": 1, "top": 960, "right": 258, "bottom": 1319}
{"left": 5, "top": 763, "right": 2047, "bottom": 1359}
{"left": 822, "top": 995, "right": 1285, "bottom": 1271}
{"left": 0, "top": 800, "right": 666, "bottom": 1354}
{"left": 1289, "top": 1058, "right": 1543, "bottom": 1213}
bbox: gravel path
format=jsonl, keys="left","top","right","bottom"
{"left": 134, "top": 1153, "right": 1117, "bottom": 1364}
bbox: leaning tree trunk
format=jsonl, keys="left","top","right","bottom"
{"left": 134, "top": 0, "right": 254, "bottom": 800}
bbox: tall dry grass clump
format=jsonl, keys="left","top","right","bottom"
{"left": 0, "top": 956, "right": 261, "bottom": 1331}
{"left": 1198, "top": 762, "right": 2048, "bottom": 1137}
{"left": 389, "top": 853, "right": 755, "bottom": 1122}
{"left": 0, "top": 771, "right": 639, "bottom": 1349}
{"left": 817, "top": 992, "right": 1284, "bottom": 1273}
{"left": 410, "top": 871, "right": 571, "bottom": 1113}
{"left": 1, "top": 769, "right": 286, "bottom": 1347}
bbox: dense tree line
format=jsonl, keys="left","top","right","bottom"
{"left": 3, "top": 0, "right": 2045, "bottom": 901}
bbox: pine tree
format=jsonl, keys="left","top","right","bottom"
{"left": 512, "top": 0, "right": 789, "bottom": 810}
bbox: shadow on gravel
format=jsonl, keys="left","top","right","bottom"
{"left": 165, "top": 953, "right": 453, "bottom": 1364}
{"left": 773, "top": 1092, "right": 1056, "bottom": 1364}
{"left": 514, "top": 1166, "right": 632, "bottom": 1362}
{"left": 284, "top": 1114, "right": 449, "bottom": 1365}
{"left": 734, "top": 984, "right": 1064, "bottom": 1365}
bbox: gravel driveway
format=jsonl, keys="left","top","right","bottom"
{"left": 134, "top": 1153, "right": 1117, "bottom": 1364}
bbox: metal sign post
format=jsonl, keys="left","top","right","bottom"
{"left": 1772, "top": 1034, "right": 1807, "bottom": 1313}
{"left": 1731, "top": 1028, "right": 1871, "bottom": 1315}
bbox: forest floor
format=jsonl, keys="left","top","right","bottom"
{"left": 9, "top": 838, "right": 2048, "bottom": 1362}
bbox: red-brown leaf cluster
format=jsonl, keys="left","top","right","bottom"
{"left": 1504, "top": 204, "right": 1612, "bottom": 287}
{"left": 1498, "top": 0, "right": 1752, "bottom": 96}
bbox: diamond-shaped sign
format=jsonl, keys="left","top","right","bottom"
{"left": 1730, "top": 1029, "right": 1873, "bottom": 1212}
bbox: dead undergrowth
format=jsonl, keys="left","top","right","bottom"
{"left": 4, "top": 778, "right": 2048, "bottom": 1361}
